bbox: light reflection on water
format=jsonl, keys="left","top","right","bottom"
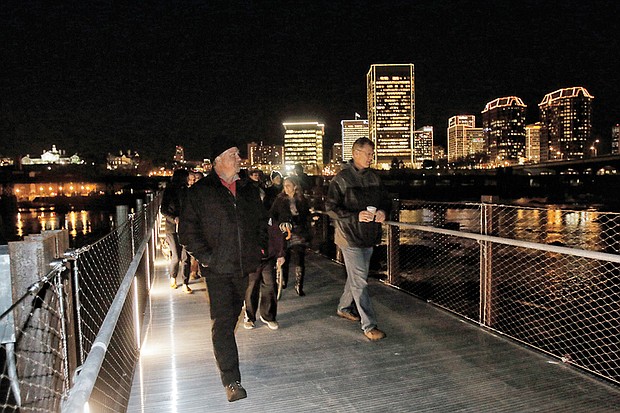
{"left": 399, "top": 206, "right": 620, "bottom": 253}
{"left": 14, "top": 208, "right": 114, "bottom": 247}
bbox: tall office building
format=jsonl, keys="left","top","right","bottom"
{"left": 482, "top": 96, "right": 527, "bottom": 164}
{"left": 247, "top": 142, "right": 284, "bottom": 169}
{"left": 539, "top": 86, "right": 593, "bottom": 160}
{"left": 612, "top": 124, "right": 620, "bottom": 155}
{"left": 413, "top": 126, "right": 434, "bottom": 167}
{"left": 525, "top": 123, "right": 543, "bottom": 163}
{"left": 341, "top": 119, "right": 369, "bottom": 161}
{"left": 367, "top": 64, "right": 415, "bottom": 168}
{"left": 282, "top": 122, "right": 324, "bottom": 174}
{"left": 447, "top": 115, "right": 484, "bottom": 162}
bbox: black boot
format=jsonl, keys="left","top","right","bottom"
{"left": 294, "top": 267, "right": 305, "bottom": 296}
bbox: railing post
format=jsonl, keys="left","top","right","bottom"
{"left": 387, "top": 198, "right": 401, "bottom": 284}
{"left": 480, "top": 195, "right": 498, "bottom": 326}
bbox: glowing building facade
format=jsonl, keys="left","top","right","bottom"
{"left": 413, "top": 126, "right": 434, "bottom": 167}
{"left": 539, "top": 87, "right": 593, "bottom": 160}
{"left": 447, "top": 116, "right": 484, "bottom": 162}
{"left": 282, "top": 122, "right": 324, "bottom": 174}
{"left": 525, "top": 123, "right": 543, "bottom": 163}
{"left": 341, "top": 119, "right": 369, "bottom": 161}
{"left": 247, "top": 142, "right": 284, "bottom": 169}
{"left": 367, "top": 64, "right": 415, "bottom": 168}
{"left": 482, "top": 96, "right": 527, "bottom": 164}
{"left": 612, "top": 124, "right": 619, "bottom": 155}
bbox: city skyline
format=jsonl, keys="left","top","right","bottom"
{"left": 2, "top": 0, "right": 619, "bottom": 160}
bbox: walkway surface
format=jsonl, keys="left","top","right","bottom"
{"left": 127, "top": 252, "right": 620, "bottom": 412}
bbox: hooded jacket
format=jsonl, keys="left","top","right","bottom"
{"left": 325, "top": 161, "right": 390, "bottom": 248}
{"left": 179, "top": 171, "right": 268, "bottom": 277}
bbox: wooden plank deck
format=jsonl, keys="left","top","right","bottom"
{"left": 127, "top": 252, "right": 620, "bottom": 412}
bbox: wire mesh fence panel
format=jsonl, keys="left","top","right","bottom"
{"left": 87, "top": 290, "right": 139, "bottom": 413}
{"left": 1, "top": 267, "right": 67, "bottom": 413}
{"left": 488, "top": 243, "right": 620, "bottom": 383}
{"left": 392, "top": 230, "right": 481, "bottom": 321}
{"left": 73, "top": 223, "right": 133, "bottom": 360}
{"left": 386, "top": 212, "right": 620, "bottom": 385}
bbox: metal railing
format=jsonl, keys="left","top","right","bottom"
{"left": 307, "top": 199, "right": 620, "bottom": 385}
{"left": 0, "top": 194, "right": 161, "bottom": 413}
{"left": 384, "top": 201, "right": 620, "bottom": 385}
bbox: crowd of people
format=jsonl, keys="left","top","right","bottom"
{"left": 160, "top": 137, "right": 388, "bottom": 402}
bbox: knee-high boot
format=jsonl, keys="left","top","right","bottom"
{"left": 295, "top": 266, "right": 305, "bottom": 296}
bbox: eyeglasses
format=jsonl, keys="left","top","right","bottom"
{"left": 354, "top": 148, "right": 374, "bottom": 157}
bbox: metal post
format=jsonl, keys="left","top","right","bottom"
{"left": 387, "top": 198, "right": 401, "bottom": 284}
{"left": 480, "top": 195, "right": 497, "bottom": 326}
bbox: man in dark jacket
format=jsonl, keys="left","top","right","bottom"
{"left": 179, "top": 141, "right": 267, "bottom": 402}
{"left": 325, "top": 137, "right": 390, "bottom": 341}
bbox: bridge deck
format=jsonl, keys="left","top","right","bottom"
{"left": 127, "top": 251, "right": 619, "bottom": 412}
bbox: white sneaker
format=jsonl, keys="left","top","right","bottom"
{"left": 260, "top": 316, "right": 279, "bottom": 330}
{"left": 243, "top": 320, "right": 255, "bottom": 329}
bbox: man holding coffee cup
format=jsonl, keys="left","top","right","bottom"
{"left": 325, "top": 137, "right": 390, "bottom": 341}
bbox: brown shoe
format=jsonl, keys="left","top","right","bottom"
{"left": 364, "top": 328, "right": 386, "bottom": 341}
{"left": 225, "top": 381, "right": 247, "bottom": 402}
{"left": 337, "top": 310, "right": 361, "bottom": 322}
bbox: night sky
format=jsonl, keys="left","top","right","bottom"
{"left": 1, "top": 0, "right": 619, "bottom": 161}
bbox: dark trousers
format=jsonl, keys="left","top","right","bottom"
{"left": 166, "top": 232, "right": 190, "bottom": 285}
{"left": 205, "top": 272, "right": 248, "bottom": 386}
{"left": 245, "top": 258, "right": 277, "bottom": 322}
{"left": 282, "top": 244, "right": 306, "bottom": 285}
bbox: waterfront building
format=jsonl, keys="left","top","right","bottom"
{"left": 20, "top": 145, "right": 84, "bottom": 166}
{"left": 247, "top": 142, "right": 284, "bottom": 170}
{"left": 331, "top": 142, "right": 343, "bottom": 163}
{"left": 482, "top": 96, "right": 527, "bottom": 165}
{"left": 367, "top": 64, "right": 415, "bottom": 168}
{"left": 447, "top": 116, "right": 484, "bottom": 162}
{"left": 413, "top": 126, "right": 434, "bottom": 167}
{"left": 612, "top": 124, "right": 620, "bottom": 155}
{"left": 433, "top": 145, "right": 446, "bottom": 161}
{"left": 173, "top": 145, "right": 185, "bottom": 164}
{"left": 525, "top": 123, "right": 543, "bottom": 163}
{"left": 539, "top": 86, "right": 593, "bottom": 160}
{"left": 106, "top": 150, "right": 140, "bottom": 171}
{"left": 282, "top": 122, "right": 324, "bottom": 174}
{"left": 341, "top": 119, "right": 369, "bottom": 161}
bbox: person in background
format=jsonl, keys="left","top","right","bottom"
{"left": 161, "top": 168, "right": 193, "bottom": 293}
{"left": 264, "top": 170, "right": 283, "bottom": 210}
{"left": 325, "top": 137, "right": 390, "bottom": 341}
{"left": 188, "top": 170, "right": 204, "bottom": 280}
{"left": 248, "top": 168, "right": 266, "bottom": 203}
{"left": 179, "top": 141, "right": 267, "bottom": 403}
{"left": 269, "top": 176, "right": 311, "bottom": 296}
{"left": 243, "top": 215, "right": 286, "bottom": 330}
{"left": 293, "top": 163, "right": 312, "bottom": 194}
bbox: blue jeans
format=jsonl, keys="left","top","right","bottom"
{"left": 338, "top": 246, "right": 377, "bottom": 332}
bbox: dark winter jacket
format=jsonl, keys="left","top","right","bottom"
{"left": 269, "top": 193, "right": 311, "bottom": 244}
{"left": 161, "top": 184, "right": 188, "bottom": 233}
{"left": 325, "top": 161, "right": 390, "bottom": 248}
{"left": 178, "top": 172, "right": 268, "bottom": 277}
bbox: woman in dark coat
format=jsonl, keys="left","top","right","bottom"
{"left": 269, "top": 176, "right": 311, "bottom": 296}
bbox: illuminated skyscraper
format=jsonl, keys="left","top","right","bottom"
{"left": 282, "top": 122, "right": 324, "bottom": 174}
{"left": 482, "top": 96, "right": 527, "bottom": 164}
{"left": 612, "top": 124, "right": 620, "bottom": 155}
{"left": 247, "top": 142, "right": 284, "bottom": 168}
{"left": 413, "top": 126, "right": 434, "bottom": 167}
{"left": 525, "top": 123, "right": 543, "bottom": 163}
{"left": 367, "top": 64, "right": 415, "bottom": 168}
{"left": 447, "top": 115, "right": 484, "bottom": 162}
{"left": 174, "top": 145, "right": 185, "bottom": 163}
{"left": 341, "top": 119, "right": 369, "bottom": 161}
{"left": 539, "top": 87, "right": 593, "bottom": 160}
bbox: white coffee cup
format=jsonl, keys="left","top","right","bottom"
{"left": 366, "top": 206, "right": 377, "bottom": 214}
